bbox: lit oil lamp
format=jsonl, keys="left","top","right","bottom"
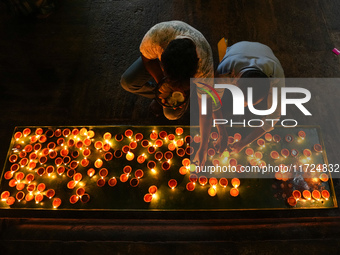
{"left": 154, "top": 151, "right": 163, "bottom": 161}
{"left": 208, "top": 148, "right": 215, "bottom": 157}
{"left": 108, "top": 177, "right": 117, "bottom": 187}
{"left": 287, "top": 196, "right": 297, "bottom": 207}
{"left": 141, "top": 140, "right": 149, "bottom": 148}
{"left": 322, "top": 190, "right": 330, "bottom": 200}
{"left": 199, "top": 176, "right": 208, "bottom": 186}
{"left": 73, "top": 173, "right": 83, "bottom": 182}
{"left": 298, "top": 130, "right": 306, "bottom": 139}
{"left": 135, "top": 154, "right": 144, "bottom": 164}
{"left": 168, "top": 179, "right": 177, "bottom": 189}
{"left": 144, "top": 193, "right": 153, "bottom": 203}
{"left": 16, "top": 183, "right": 25, "bottom": 191}
{"left": 245, "top": 148, "right": 254, "bottom": 157}
{"left": 76, "top": 187, "right": 85, "bottom": 197}
{"left": 182, "top": 158, "right": 190, "bottom": 167}
{"left": 87, "top": 168, "right": 95, "bottom": 177}
{"left": 35, "top": 193, "right": 44, "bottom": 204}
{"left": 8, "top": 154, "right": 18, "bottom": 164}
{"left": 168, "top": 142, "right": 176, "bottom": 151}
{"left": 219, "top": 178, "right": 228, "bottom": 188}
{"left": 84, "top": 138, "right": 91, "bottom": 146}
{"left": 229, "top": 158, "right": 237, "bottom": 167}
{"left": 209, "top": 177, "right": 218, "bottom": 186}
{"left": 147, "top": 146, "right": 156, "bottom": 154}
{"left": 164, "top": 151, "right": 173, "bottom": 160}
{"left": 189, "top": 174, "right": 198, "bottom": 183}
{"left": 179, "top": 166, "right": 188, "bottom": 175}
{"left": 46, "top": 166, "right": 54, "bottom": 176}
{"left": 257, "top": 138, "right": 265, "bottom": 147}
{"left": 207, "top": 186, "right": 217, "bottom": 197}
{"left": 292, "top": 190, "right": 301, "bottom": 200}
{"left": 162, "top": 161, "right": 171, "bottom": 171}
{"left": 120, "top": 173, "right": 129, "bottom": 182}
{"left": 159, "top": 130, "right": 167, "bottom": 139}
{"left": 9, "top": 179, "right": 17, "bottom": 188}
{"left": 303, "top": 149, "right": 312, "bottom": 158}
{"left": 70, "top": 195, "right": 79, "bottom": 204}
{"left": 281, "top": 149, "right": 290, "bottom": 158}
{"left": 25, "top": 193, "right": 34, "bottom": 202}
{"left": 270, "top": 151, "right": 279, "bottom": 160}
{"left": 176, "top": 148, "right": 185, "bottom": 157}
{"left": 94, "top": 141, "right": 103, "bottom": 150}
{"left": 302, "top": 190, "right": 311, "bottom": 200}
{"left": 97, "top": 178, "right": 106, "bottom": 187}
{"left": 168, "top": 134, "right": 175, "bottom": 141}
{"left": 312, "top": 190, "right": 321, "bottom": 200}
{"left": 1, "top": 191, "right": 10, "bottom": 201}
{"left": 175, "top": 127, "right": 184, "bottom": 136}
{"left": 313, "top": 144, "right": 322, "bottom": 153}
{"left": 319, "top": 173, "right": 329, "bottom": 182}
{"left": 148, "top": 185, "right": 157, "bottom": 194}
{"left": 231, "top": 178, "right": 240, "bottom": 188}
{"left": 135, "top": 133, "right": 143, "bottom": 141}
{"left": 70, "top": 160, "right": 79, "bottom": 169}
{"left": 126, "top": 151, "right": 135, "bottom": 161}
{"left": 230, "top": 188, "right": 239, "bottom": 197}
{"left": 186, "top": 182, "right": 195, "bottom": 191}
{"left": 54, "top": 129, "right": 62, "bottom": 137}
{"left": 103, "top": 132, "right": 112, "bottom": 140}
{"left": 6, "top": 196, "right": 15, "bottom": 205}
{"left": 123, "top": 165, "right": 132, "bottom": 175}
{"left": 67, "top": 180, "right": 76, "bottom": 189}
{"left": 234, "top": 133, "right": 242, "bottom": 142}
{"left": 135, "top": 169, "right": 144, "bottom": 179}
{"left": 150, "top": 130, "right": 158, "bottom": 140}
{"left": 37, "top": 183, "right": 46, "bottom": 192}
{"left": 46, "top": 189, "right": 55, "bottom": 199}
{"left": 53, "top": 198, "right": 62, "bottom": 208}
{"left": 273, "top": 134, "right": 281, "bottom": 143}
{"left": 57, "top": 166, "right": 65, "bottom": 175}
{"left": 4, "top": 171, "right": 13, "bottom": 180}
{"left": 129, "top": 141, "right": 137, "bottom": 150}
{"left": 155, "top": 139, "right": 163, "bottom": 147}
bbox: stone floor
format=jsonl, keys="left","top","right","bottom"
{"left": 1, "top": 0, "right": 340, "bottom": 254}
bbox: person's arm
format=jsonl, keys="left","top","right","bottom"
{"left": 231, "top": 127, "right": 266, "bottom": 154}
{"left": 193, "top": 97, "right": 212, "bottom": 167}
{"left": 212, "top": 108, "right": 229, "bottom": 155}
{"left": 141, "top": 54, "right": 164, "bottom": 84}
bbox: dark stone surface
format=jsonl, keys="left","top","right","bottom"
{"left": 1, "top": 0, "right": 340, "bottom": 253}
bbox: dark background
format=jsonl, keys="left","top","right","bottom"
{"left": 1, "top": 0, "right": 340, "bottom": 254}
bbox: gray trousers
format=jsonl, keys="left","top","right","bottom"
{"left": 120, "top": 57, "right": 188, "bottom": 120}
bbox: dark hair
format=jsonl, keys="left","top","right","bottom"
{"left": 161, "top": 38, "right": 199, "bottom": 81}
{"left": 238, "top": 70, "right": 270, "bottom": 105}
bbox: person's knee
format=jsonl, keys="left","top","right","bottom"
{"left": 120, "top": 73, "right": 133, "bottom": 92}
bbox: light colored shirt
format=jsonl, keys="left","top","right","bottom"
{"left": 217, "top": 41, "right": 285, "bottom": 132}
{"left": 140, "top": 21, "right": 222, "bottom": 111}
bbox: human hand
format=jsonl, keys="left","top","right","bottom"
{"left": 230, "top": 141, "right": 247, "bottom": 155}
{"left": 193, "top": 146, "right": 207, "bottom": 167}
{"left": 214, "top": 135, "right": 230, "bottom": 156}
